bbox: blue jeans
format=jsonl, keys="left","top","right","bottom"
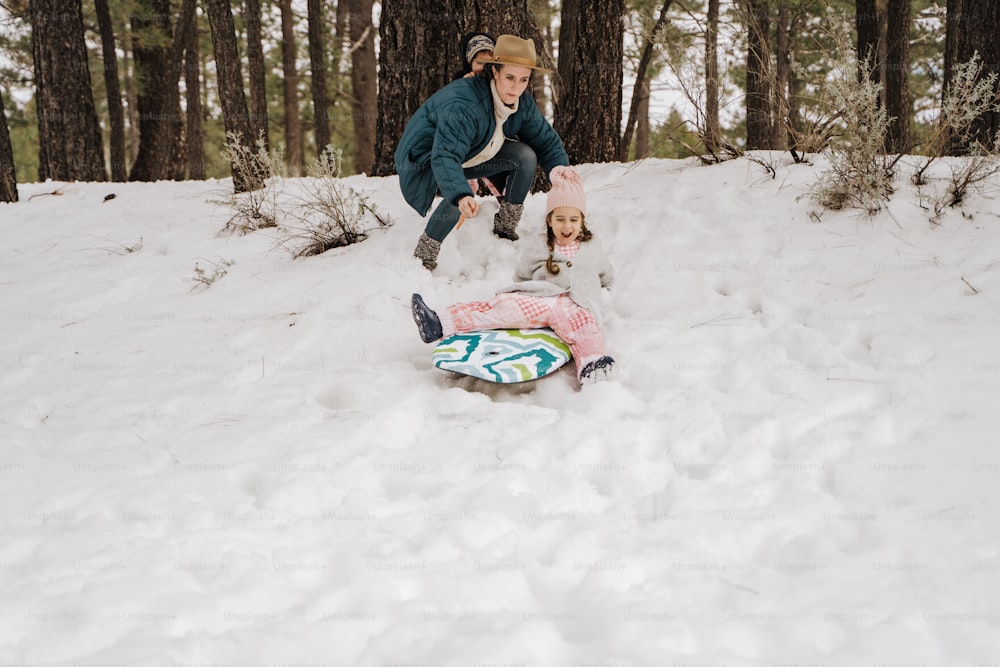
{"left": 424, "top": 140, "right": 537, "bottom": 242}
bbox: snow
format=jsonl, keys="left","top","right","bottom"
{"left": 2, "top": 154, "right": 999, "bottom": 665}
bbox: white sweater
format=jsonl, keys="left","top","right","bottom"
{"left": 498, "top": 228, "right": 614, "bottom": 322}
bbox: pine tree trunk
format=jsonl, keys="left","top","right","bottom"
{"left": 0, "top": 99, "right": 17, "bottom": 202}
{"left": 744, "top": 0, "right": 771, "bottom": 150}
{"left": 705, "top": 0, "right": 720, "bottom": 154}
{"left": 771, "top": 1, "right": 790, "bottom": 150}
{"left": 129, "top": 0, "right": 189, "bottom": 182}
{"left": 245, "top": 0, "right": 269, "bottom": 148}
{"left": 94, "top": 0, "right": 127, "bottom": 182}
{"left": 308, "top": 0, "right": 331, "bottom": 154}
{"left": 855, "top": 0, "right": 879, "bottom": 81}
{"left": 943, "top": 0, "right": 960, "bottom": 95}
{"left": 635, "top": 77, "right": 650, "bottom": 160}
{"left": 554, "top": 0, "right": 625, "bottom": 164}
{"left": 278, "top": 0, "right": 304, "bottom": 175}
{"left": 347, "top": 0, "right": 377, "bottom": 174}
{"left": 205, "top": 0, "right": 259, "bottom": 192}
{"left": 373, "top": 0, "right": 458, "bottom": 176}
{"left": 30, "top": 0, "right": 106, "bottom": 181}
{"left": 884, "top": 0, "right": 910, "bottom": 153}
{"left": 185, "top": 10, "right": 206, "bottom": 180}
{"left": 944, "top": 0, "right": 1000, "bottom": 152}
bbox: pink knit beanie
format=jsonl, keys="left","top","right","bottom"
{"left": 546, "top": 166, "right": 586, "bottom": 216}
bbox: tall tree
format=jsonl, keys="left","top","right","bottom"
{"left": 634, "top": 75, "right": 651, "bottom": 158}
{"left": 129, "top": 0, "right": 195, "bottom": 182}
{"left": 554, "top": 0, "right": 625, "bottom": 163}
{"left": 854, "top": 0, "right": 879, "bottom": 76}
{"left": 1, "top": 98, "right": 16, "bottom": 202}
{"left": 245, "top": 0, "right": 269, "bottom": 147}
{"left": 620, "top": 0, "right": 674, "bottom": 161}
{"left": 884, "top": 0, "right": 910, "bottom": 153}
{"left": 307, "top": 0, "right": 332, "bottom": 153}
{"left": 205, "top": 0, "right": 259, "bottom": 192}
{"left": 373, "top": 0, "right": 461, "bottom": 176}
{"left": 855, "top": 0, "right": 880, "bottom": 83}
{"left": 278, "top": 0, "right": 304, "bottom": 175}
{"left": 771, "top": 0, "right": 791, "bottom": 150}
{"left": 944, "top": 0, "right": 1000, "bottom": 152}
{"left": 744, "top": 0, "right": 771, "bottom": 149}
{"left": 346, "top": 0, "right": 376, "bottom": 174}
{"left": 185, "top": 8, "right": 206, "bottom": 179}
{"left": 29, "top": 0, "right": 106, "bottom": 181}
{"left": 705, "top": 0, "right": 721, "bottom": 154}
{"left": 94, "top": 0, "right": 128, "bottom": 181}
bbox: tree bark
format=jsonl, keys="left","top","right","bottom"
{"left": 745, "top": 0, "right": 771, "bottom": 150}
{"left": 278, "top": 0, "right": 304, "bottom": 175}
{"left": 705, "top": 0, "right": 720, "bottom": 154}
{"left": 944, "top": 0, "right": 1000, "bottom": 152}
{"left": 373, "top": 0, "right": 537, "bottom": 176}
{"left": 0, "top": 99, "right": 17, "bottom": 202}
{"left": 245, "top": 0, "right": 269, "bottom": 148}
{"left": 346, "top": 0, "right": 377, "bottom": 174}
{"left": 205, "top": 0, "right": 259, "bottom": 192}
{"left": 307, "top": 0, "right": 331, "bottom": 154}
{"left": 94, "top": 0, "right": 128, "bottom": 182}
{"left": 634, "top": 76, "right": 651, "bottom": 159}
{"left": 620, "top": 0, "right": 674, "bottom": 161}
{"left": 771, "top": 0, "right": 790, "bottom": 150}
{"left": 855, "top": 0, "right": 880, "bottom": 87}
{"left": 185, "top": 8, "right": 206, "bottom": 179}
{"left": 554, "top": 0, "right": 625, "bottom": 164}
{"left": 943, "top": 0, "right": 960, "bottom": 96}
{"left": 884, "top": 0, "right": 910, "bottom": 153}
{"left": 373, "top": 0, "right": 461, "bottom": 176}
{"left": 129, "top": 0, "right": 192, "bottom": 182}
{"left": 30, "top": 0, "right": 106, "bottom": 181}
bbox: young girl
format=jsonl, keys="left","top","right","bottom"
{"left": 411, "top": 168, "right": 616, "bottom": 385}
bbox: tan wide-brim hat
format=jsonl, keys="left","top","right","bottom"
{"left": 483, "top": 35, "right": 552, "bottom": 74}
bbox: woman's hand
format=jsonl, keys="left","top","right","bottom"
{"left": 458, "top": 196, "right": 480, "bottom": 218}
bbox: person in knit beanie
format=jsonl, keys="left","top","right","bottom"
{"left": 411, "top": 167, "right": 617, "bottom": 385}
{"left": 454, "top": 32, "right": 495, "bottom": 80}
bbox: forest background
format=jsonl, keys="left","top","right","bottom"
{"left": 0, "top": 0, "right": 997, "bottom": 200}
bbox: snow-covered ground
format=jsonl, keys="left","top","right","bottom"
{"left": 2, "top": 155, "right": 998, "bottom": 665}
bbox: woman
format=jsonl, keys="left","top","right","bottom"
{"left": 394, "top": 35, "right": 572, "bottom": 271}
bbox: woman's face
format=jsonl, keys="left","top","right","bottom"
{"left": 494, "top": 65, "right": 532, "bottom": 105}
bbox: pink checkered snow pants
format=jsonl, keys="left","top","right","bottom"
{"left": 440, "top": 293, "right": 605, "bottom": 379}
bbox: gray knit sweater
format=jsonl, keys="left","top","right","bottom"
{"left": 498, "top": 228, "right": 614, "bottom": 321}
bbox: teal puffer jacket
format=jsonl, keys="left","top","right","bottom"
{"left": 394, "top": 76, "right": 569, "bottom": 216}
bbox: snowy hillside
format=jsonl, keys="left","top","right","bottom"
{"left": 1, "top": 155, "right": 999, "bottom": 665}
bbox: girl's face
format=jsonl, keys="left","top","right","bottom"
{"left": 470, "top": 51, "right": 493, "bottom": 75}
{"left": 548, "top": 206, "right": 584, "bottom": 244}
{"left": 494, "top": 65, "right": 532, "bottom": 105}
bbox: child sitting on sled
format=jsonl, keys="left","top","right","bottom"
{"left": 411, "top": 167, "right": 616, "bottom": 385}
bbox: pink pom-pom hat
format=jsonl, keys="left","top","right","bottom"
{"left": 545, "top": 167, "right": 587, "bottom": 216}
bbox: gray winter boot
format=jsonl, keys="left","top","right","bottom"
{"left": 413, "top": 233, "right": 442, "bottom": 270}
{"left": 493, "top": 200, "right": 524, "bottom": 241}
